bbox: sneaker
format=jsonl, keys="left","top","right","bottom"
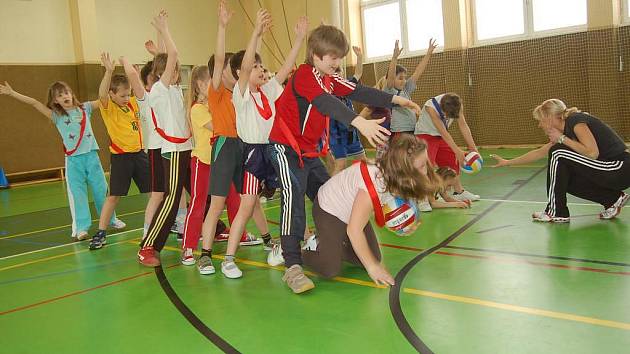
{"left": 137, "top": 246, "right": 161, "bottom": 267}
{"left": 109, "top": 218, "right": 126, "bottom": 230}
{"left": 214, "top": 230, "right": 229, "bottom": 242}
{"left": 613, "top": 192, "right": 630, "bottom": 209}
{"left": 76, "top": 231, "right": 90, "bottom": 241}
{"left": 267, "top": 243, "right": 285, "bottom": 266}
{"left": 221, "top": 260, "right": 243, "bottom": 279}
{"left": 240, "top": 232, "right": 263, "bottom": 246}
{"left": 532, "top": 211, "right": 570, "bottom": 223}
{"left": 181, "top": 248, "right": 196, "bottom": 266}
{"left": 452, "top": 190, "right": 480, "bottom": 202}
{"left": 600, "top": 192, "right": 630, "bottom": 220}
{"left": 88, "top": 230, "right": 107, "bottom": 250}
{"left": 282, "top": 265, "right": 315, "bottom": 294}
{"left": 197, "top": 255, "right": 215, "bottom": 275}
{"left": 170, "top": 221, "right": 184, "bottom": 234}
{"left": 301, "top": 234, "right": 318, "bottom": 251}
{"left": 417, "top": 198, "right": 433, "bottom": 212}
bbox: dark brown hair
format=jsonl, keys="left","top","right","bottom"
{"left": 110, "top": 74, "right": 130, "bottom": 93}
{"left": 151, "top": 53, "right": 181, "bottom": 85}
{"left": 440, "top": 93, "right": 462, "bottom": 118}
{"left": 385, "top": 65, "right": 407, "bottom": 79}
{"left": 305, "top": 25, "right": 349, "bottom": 65}
{"left": 376, "top": 134, "right": 439, "bottom": 202}
{"left": 230, "top": 50, "right": 262, "bottom": 80}
{"left": 46, "top": 81, "right": 81, "bottom": 117}
{"left": 140, "top": 60, "right": 154, "bottom": 86}
{"left": 207, "top": 52, "right": 234, "bottom": 79}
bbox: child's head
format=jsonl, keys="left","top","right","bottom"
{"left": 262, "top": 68, "right": 271, "bottom": 84}
{"left": 140, "top": 60, "right": 156, "bottom": 91}
{"left": 377, "top": 134, "right": 439, "bottom": 202}
{"left": 152, "top": 53, "right": 181, "bottom": 85}
{"left": 386, "top": 65, "right": 407, "bottom": 91}
{"left": 440, "top": 93, "right": 462, "bottom": 119}
{"left": 109, "top": 74, "right": 131, "bottom": 106}
{"left": 189, "top": 65, "right": 210, "bottom": 104}
{"left": 208, "top": 52, "right": 236, "bottom": 89}
{"left": 46, "top": 81, "right": 80, "bottom": 116}
{"left": 230, "top": 50, "right": 265, "bottom": 87}
{"left": 306, "top": 25, "right": 349, "bottom": 76}
{"left": 435, "top": 166, "right": 457, "bottom": 190}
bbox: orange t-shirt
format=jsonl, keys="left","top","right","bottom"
{"left": 207, "top": 82, "right": 237, "bottom": 138}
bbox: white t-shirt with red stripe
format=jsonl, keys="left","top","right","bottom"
{"left": 232, "top": 79, "right": 283, "bottom": 144}
{"left": 149, "top": 81, "right": 192, "bottom": 153}
{"left": 137, "top": 91, "right": 162, "bottom": 150}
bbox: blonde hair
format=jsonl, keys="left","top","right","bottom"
{"left": 533, "top": 99, "right": 581, "bottom": 121}
{"left": 376, "top": 134, "right": 439, "bottom": 202}
{"left": 435, "top": 166, "right": 457, "bottom": 193}
{"left": 186, "top": 65, "right": 210, "bottom": 128}
{"left": 46, "top": 81, "right": 81, "bottom": 117}
{"left": 305, "top": 25, "right": 349, "bottom": 65}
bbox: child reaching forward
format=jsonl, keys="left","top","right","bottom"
{"left": 426, "top": 167, "right": 471, "bottom": 210}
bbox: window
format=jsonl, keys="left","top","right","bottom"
{"left": 361, "top": 0, "right": 444, "bottom": 61}
{"left": 473, "top": 0, "right": 587, "bottom": 43}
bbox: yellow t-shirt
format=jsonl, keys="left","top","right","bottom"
{"left": 190, "top": 103, "right": 213, "bottom": 164}
{"left": 99, "top": 97, "right": 143, "bottom": 154}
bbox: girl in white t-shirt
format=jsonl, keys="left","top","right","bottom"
{"left": 303, "top": 134, "right": 439, "bottom": 286}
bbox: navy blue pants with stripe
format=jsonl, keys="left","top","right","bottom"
{"left": 141, "top": 150, "right": 191, "bottom": 252}
{"left": 545, "top": 144, "right": 630, "bottom": 217}
{"left": 266, "top": 144, "right": 330, "bottom": 268}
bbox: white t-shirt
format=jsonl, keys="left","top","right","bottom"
{"left": 232, "top": 79, "right": 283, "bottom": 144}
{"left": 149, "top": 81, "right": 192, "bottom": 153}
{"left": 137, "top": 91, "right": 162, "bottom": 150}
{"left": 414, "top": 94, "right": 454, "bottom": 136}
{"left": 317, "top": 163, "right": 394, "bottom": 225}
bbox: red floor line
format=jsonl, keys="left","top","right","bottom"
{"left": 0, "top": 264, "right": 179, "bottom": 316}
{"left": 379, "top": 243, "right": 629, "bottom": 277}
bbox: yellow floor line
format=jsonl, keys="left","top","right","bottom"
{"left": 0, "top": 238, "right": 141, "bottom": 272}
{"left": 403, "top": 288, "right": 630, "bottom": 331}
{"left": 159, "top": 245, "right": 629, "bottom": 331}
{"left": 2, "top": 204, "right": 280, "bottom": 240}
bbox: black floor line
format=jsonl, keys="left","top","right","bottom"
{"left": 155, "top": 266, "right": 241, "bottom": 354}
{"left": 388, "top": 167, "right": 545, "bottom": 353}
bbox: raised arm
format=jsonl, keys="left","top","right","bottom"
{"left": 409, "top": 38, "right": 437, "bottom": 83}
{"left": 274, "top": 16, "right": 308, "bottom": 84}
{"left": 120, "top": 56, "right": 146, "bottom": 100}
{"left": 0, "top": 81, "right": 52, "bottom": 119}
{"left": 351, "top": 46, "right": 364, "bottom": 81}
{"left": 385, "top": 40, "right": 403, "bottom": 89}
{"left": 237, "top": 9, "right": 272, "bottom": 96}
{"left": 212, "top": 0, "right": 233, "bottom": 90}
{"left": 347, "top": 190, "right": 395, "bottom": 286}
{"left": 151, "top": 10, "right": 178, "bottom": 86}
{"left": 98, "top": 52, "right": 115, "bottom": 108}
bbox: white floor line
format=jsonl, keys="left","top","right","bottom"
{"left": 0, "top": 228, "right": 142, "bottom": 261}
{"left": 478, "top": 198, "right": 626, "bottom": 208}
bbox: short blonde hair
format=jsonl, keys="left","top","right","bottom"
{"left": 306, "top": 25, "right": 349, "bottom": 65}
{"left": 533, "top": 99, "right": 581, "bottom": 121}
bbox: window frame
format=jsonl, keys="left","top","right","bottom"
{"left": 360, "top": 0, "right": 444, "bottom": 63}
{"left": 471, "top": 0, "right": 588, "bottom": 47}
{"left": 623, "top": 0, "right": 630, "bottom": 24}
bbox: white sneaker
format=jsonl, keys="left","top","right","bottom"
{"left": 239, "top": 232, "right": 263, "bottom": 246}
{"left": 221, "top": 260, "right": 243, "bottom": 279}
{"left": 600, "top": 192, "right": 630, "bottom": 220}
{"left": 109, "top": 218, "right": 126, "bottom": 230}
{"left": 267, "top": 243, "right": 285, "bottom": 266}
{"left": 75, "top": 231, "right": 90, "bottom": 241}
{"left": 417, "top": 198, "right": 432, "bottom": 212}
{"left": 532, "top": 211, "right": 569, "bottom": 223}
{"left": 302, "top": 234, "right": 318, "bottom": 251}
{"left": 181, "top": 248, "right": 196, "bottom": 266}
{"left": 452, "top": 190, "right": 480, "bottom": 202}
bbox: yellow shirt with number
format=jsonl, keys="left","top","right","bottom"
{"left": 99, "top": 96, "right": 143, "bottom": 154}
{"left": 190, "top": 103, "right": 213, "bottom": 164}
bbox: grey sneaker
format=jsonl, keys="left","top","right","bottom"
{"left": 221, "top": 260, "right": 243, "bottom": 279}
{"left": 197, "top": 255, "right": 215, "bottom": 275}
{"left": 282, "top": 265, "right": 315, "bottom": 294}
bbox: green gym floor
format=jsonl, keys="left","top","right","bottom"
{"left": 1, "top": 148, "right": 629, "bottom": 354}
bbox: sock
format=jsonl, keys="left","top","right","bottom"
{"left": 225, "top": 255, "right": 235, "bottom": 263}
{"left": 96, "top": 229, "right": 106, "bottom": 237}
{"left": 201, "top": 249, "right": 212, "bottom": 258}
{"left": 176, "top": 208, "right": 187, "bottom": 223}
{"left": 143, "top": 223, "right": 149, "bottom": 237}
{"left": 261, "top": 233, "right": 271, "bottom": 244}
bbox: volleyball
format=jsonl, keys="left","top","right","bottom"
{"left": 461, "top": 151, "right": 483, "bottom": 175}
{"left": 382, "top": 197, "right": 421, "bottom": 236}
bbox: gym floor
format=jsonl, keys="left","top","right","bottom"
{"left": 1, "top": 148, "right": 629, "bottom": 354}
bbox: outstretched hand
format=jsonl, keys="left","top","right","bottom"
{"left": 0, "top": 81, "right": 14, "bottom": 96}
{"left": 352, "top": 46, "right": 363, "bottom": 58}
{"left": 218, "top": 0, "right": 233, "bottom": 27}
{"left": 151, "top": 10, "right": 169, "bottom": 32}
{"left": 489, "top": 153, "right": 510, "bottom": 168}
{"left": 100, "top": 52, "right": 115, "bottom": 72}
{"left": 352, "top": 117, "right": 390, "bottom": 147}
{"left": 427, "top": 38, "right": 438, "bottom": 54}
{"left": 393, "top": 40, "right": 403, "bottom": 58}
{"left": 295, "top": 16, "right": 309, "bottom": 39}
